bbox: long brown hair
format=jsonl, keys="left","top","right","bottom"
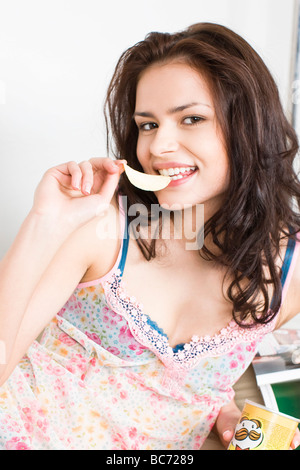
{"left": 104, "top": 22, "right": 300, "bottom": 327}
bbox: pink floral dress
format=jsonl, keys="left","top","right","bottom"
{"left": 0, "top": 199, "right": 299, "bottom": 450}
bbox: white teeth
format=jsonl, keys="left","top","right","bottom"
{"left": 171, "top": 174, "right": 183, "bottom": 180}
{"left": 158, "top": 166, "right": 196, "bottom": 178}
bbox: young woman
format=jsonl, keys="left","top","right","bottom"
{"left": 0, "top": 22, "right": 300, "bottom": 450}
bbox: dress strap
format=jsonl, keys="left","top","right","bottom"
{"left": 117, "top": 195, "right": 129, "bottom": 276}
{"left": 281, "top": 236, "right": 297, "bottom": 289}
{"left": 270, "top": 231, "right": 300, "bottom": 310}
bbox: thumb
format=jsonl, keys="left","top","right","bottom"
{"left": 217, "top": 418, "right": 236, "bottom": 448}
{"left": 214, "top": 400, "right": 241, "bottom": 448}
{"left": 222, "top": 429, "right": 234, "bottom": 446}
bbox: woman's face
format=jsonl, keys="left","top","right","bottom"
{"left": 134, "top": 61, "right": 230, "bottom": 213}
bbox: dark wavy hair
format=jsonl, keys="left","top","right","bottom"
{"left": 104, "top": 22, "right": 300, "bottom": 327}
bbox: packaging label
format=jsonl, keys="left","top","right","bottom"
{"left": 228, "top": 401, "right": 299, "bottom": 450}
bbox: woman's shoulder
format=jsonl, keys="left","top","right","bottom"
{"left": 75, "top": 192, "right": 124, "bottom": 283}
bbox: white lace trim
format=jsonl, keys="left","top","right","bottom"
{"left": 104, "top": 270, "right": 277, "bottom": 369}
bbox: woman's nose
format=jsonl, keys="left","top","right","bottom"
{"left": 149, "top": 126, "right": 179, "bottom": 156}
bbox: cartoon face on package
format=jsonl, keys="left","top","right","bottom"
{"left": 231, "top": 417, "right": 264, "bottom": 450}
{"left": 228, "top": 400, "right": 299, "bottom": 450}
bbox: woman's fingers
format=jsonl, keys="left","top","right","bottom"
{"left": 88, "top": 157, "right": 126, "bottom": 201}
{"left": 71, "top": 158, "right": 126, "bottom": 195}
{"left": 290, "top": 427, "right": 300, "bottom": 449}
{"left": 49, "top": 161, "right": 83, "bottom": 191}
{"left": 47, "top": 158, "right": 126, "bottom": 204}
{"left": 214, "top": 399, "right": 241, "bottom": 448}
{"left": 78, "top": 161, "right": 94, "bottom": 195}
{"left": 65, "top": 161, "right": 82, "bottom": 190}
{"left": 88, "top": 157, "right": 126, "bottom": 175}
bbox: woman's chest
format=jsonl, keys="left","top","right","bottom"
{"left": 121, "top": 240, "right": 234, "bottom": 348}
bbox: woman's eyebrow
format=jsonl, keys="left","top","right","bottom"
{"left": 168, "top": 102, "right": 212, "bottom": 114}
{"left": 133, "top": 102, "right": 211, "bottom": 118}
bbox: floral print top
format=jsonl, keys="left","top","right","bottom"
{"left": 0, "top": 200, "right": 299, "bottom": 450}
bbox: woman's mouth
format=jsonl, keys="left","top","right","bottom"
{"left": 157, "top": 166, "right": 198, "bottom": 186}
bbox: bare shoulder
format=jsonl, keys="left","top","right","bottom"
{"left": 76, "top": 193, "right": 122, "bottom": 283}
{"left": 275, "top": 234, "right": 300, "bottom": 328}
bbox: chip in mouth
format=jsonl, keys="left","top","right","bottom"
{"left": 124, "top": 164, "right": 171, "bottom": 191}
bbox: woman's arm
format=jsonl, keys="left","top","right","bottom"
{"left": 0, "top": 208, "right": 120, "bottom": 386}
{"left": 0, "top": 158, "right": 125, "bottom": 384}
{"left": 0, "top": 211, "right": 73, "bottom": 381}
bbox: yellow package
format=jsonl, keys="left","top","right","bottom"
{"left": 228, "top": 400, "right": 300, "bottom": 450}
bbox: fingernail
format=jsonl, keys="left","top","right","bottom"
{"left": 293, "top": 440, "right": 299, "bottom": 449}
{"left": 110, "top": 161, "right": 120, "bottom": 171}
{"left": 84, "top": 183, "right": 91, "bottom": 194}
{"left": 223, "top": 430, "right": 233, "bottom": 441}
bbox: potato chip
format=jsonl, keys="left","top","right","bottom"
{"left": 124, "top": 164, "right": 171, "bottom": 191}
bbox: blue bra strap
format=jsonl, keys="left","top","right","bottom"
{"left": 280, "top": 236, "right": 296, "bottom": 289}
{"left": 117, "top": 214, "right": 129, "bottom": 276}
{"left": 270, "top": 234, "right": 296, "bottom": 310}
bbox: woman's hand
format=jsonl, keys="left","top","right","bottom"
{"left": 214, "top": 399, "right": 300, "bottom": 450}
{"left": 213, "top": 399, "right": 242, "bottom": 449}
{"left": 32, "top": 157, "right": 126, "bottom": 231}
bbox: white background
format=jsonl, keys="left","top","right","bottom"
{"left": 0, "top": 0, "right": 298, "bottom": 258}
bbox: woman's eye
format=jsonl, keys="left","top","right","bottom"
{"left": 138, "top": 122, "right": 158, "bottom": 131}
{"left": 183, "top": 116, "right": 204, "bottom": 125}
